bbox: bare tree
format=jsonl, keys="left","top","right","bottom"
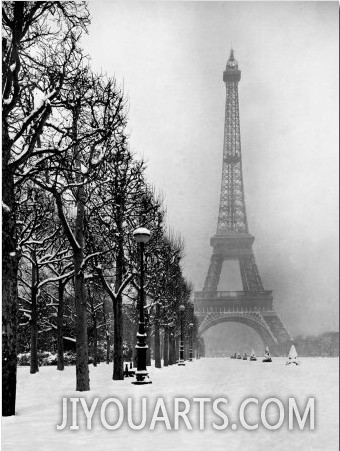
{"left": 141, "top": 229, "right": 187, "bottom": 368}
{"left": 16, "top": 182, "right": 68, "bottom": 374}
{"left": 2, "top": 1, "right": 89, "bottom": 416}
{"left": 31, "top": 65, "right": 128, "bottom": 390}
{"left": 89, "top": 146, "right": 148, "bottom": 380}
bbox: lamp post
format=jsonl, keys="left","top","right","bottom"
{"left": 132, "top": 227, "right": 152, "bottom": 385}
{"left": 189, "top": 323, "right": 193, "bottom": 362}
{"left": 178, "top": 305, "right": 185, "bottom": 366}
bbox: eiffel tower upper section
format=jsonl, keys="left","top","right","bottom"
{"left": 217, "top": 49, "right": 248, "bottom": 236}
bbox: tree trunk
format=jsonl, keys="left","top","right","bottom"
{"left": 2, "top": 129, "right": 18, "bottom": 415}
{"left": 174, "top": 337, "right": 178, "bottom": 363}
{"left": 73, "top": 104, "right": 89, "bottom": 392}
{"left": 160, "top": 331, "right": 164, "bottom": 362}
{"left": 55, "top": 186, "right": 89, "bottom": 390}
{"left": 112, "top": 295, "right": 123, "bottom": 379}
{"left": 185, "top": 342, "right": 189, "bottom": 362}
{"left": 145, "top": 312, "right": 151, "bottom": 366}
{"left": 154, "top": 327, "right": 161, "bottom": 368}
{"left": 93, "top": 312, "right": 98, "bottom": 367}
{"left": 88, "top": 291, "right": 98, "bottom": 367}
{"left": 30, "top": 251, "right": 39, "bottom": 374}
{"left": 57, "top": 280, "right": 64, "bottom": 370}
{"left": 106, "top": 331, "right": 110, "bottom": 364}
{"left": 154, "top": 304, "right": 161, "bottom": 368}
{"left": 102, "top": 303, "right": 110, "bottom": 364}
{"left": 163, "top": 326, "right": 169, "bottom": 366}
{"left": 132, "top": 318, "right": 138, "bottom": 367}
{"left": 113, "top": 227, "right": 124, "bottom": 380}
{"left": 74, "top": 247, "right": 89, "bottom": 390}
{"left": 168, "top": 332, "right": 174, "bottom": 365}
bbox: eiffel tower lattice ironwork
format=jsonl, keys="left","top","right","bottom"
{"left": 194, "top": 50, "right": 292, "bottom": 352}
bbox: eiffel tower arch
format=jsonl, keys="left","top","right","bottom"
{"left": 194, "top": 50, "right": 293, "bottom": 355}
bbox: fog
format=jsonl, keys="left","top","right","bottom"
{"left": 82, "top": 1, "right": 338, "bottom": 340}
{"left": 203, "top": 323, "right": 264, "bottom": 357}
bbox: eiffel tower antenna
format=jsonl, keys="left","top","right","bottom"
{"left": 194, "top": 50, "right": 292, "bottom": 355}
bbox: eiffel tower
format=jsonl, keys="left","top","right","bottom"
{"left": 194, "top": 50, "right": 292, "bottom": 354}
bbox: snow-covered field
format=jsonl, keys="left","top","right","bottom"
{"left": 2, "top": 357, "right": 339, "bottom": 450}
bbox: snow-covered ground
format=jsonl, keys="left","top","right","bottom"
{"left": 2, "top": 357, "right": 339, "bottom": 450}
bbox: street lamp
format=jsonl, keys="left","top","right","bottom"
{"left": 189, "top": 323, "right": 193, "bottom": 362}
{"left": 178, "top": 305, "right": 185, "bottom": 366}
{"left": 132, "top": 227, "right": 152, "bottom": 385}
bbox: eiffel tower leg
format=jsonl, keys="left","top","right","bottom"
{"left": 239, "top": 254, "right": 264, "bottom": 292}
{"left": 255, "top": 327, "right": 277, "bottom": 351}
{"left": 203, "top": 254, "right": 224, "bottom": 291}
{"left": 261, "top": 312, "right": 293, "bottom": 355}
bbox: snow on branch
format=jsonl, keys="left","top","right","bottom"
{"left": 81, "top": 251, "right": 106, "bottom": 269}
{"left": 2, "top": 202, "right": 11, "bottom": 213}
{"left": 97, "top": 269, "right": 135, "bottom": 302}
{"left": 54, "top": 192, "right": 81, "bottom": 251}
{"left": 22, "top": 90, "right": 56, "bottom": 126}
{"left": 37, "top": 270, "right": 74, "bottom": 289}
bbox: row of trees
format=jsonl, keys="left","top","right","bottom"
{"left": 293, "top": 332, "right": 339, "bottom": 357}
{"left": 2, "top": 1, "right": 196, "bottom": 416}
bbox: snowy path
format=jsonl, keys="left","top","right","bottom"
{"left": 2, "top": 357, "right": 338, "bottom": 450}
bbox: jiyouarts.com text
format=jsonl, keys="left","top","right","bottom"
{"left": 57, "top": 397, "right": 315, "bottom": 431}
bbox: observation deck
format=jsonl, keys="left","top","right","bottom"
{"left": 194, "top": 290, "right": 273, "bottom": 314}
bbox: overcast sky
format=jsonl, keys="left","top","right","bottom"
{"left": 82, "top": 1, "right": 338, "bottom": 338}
